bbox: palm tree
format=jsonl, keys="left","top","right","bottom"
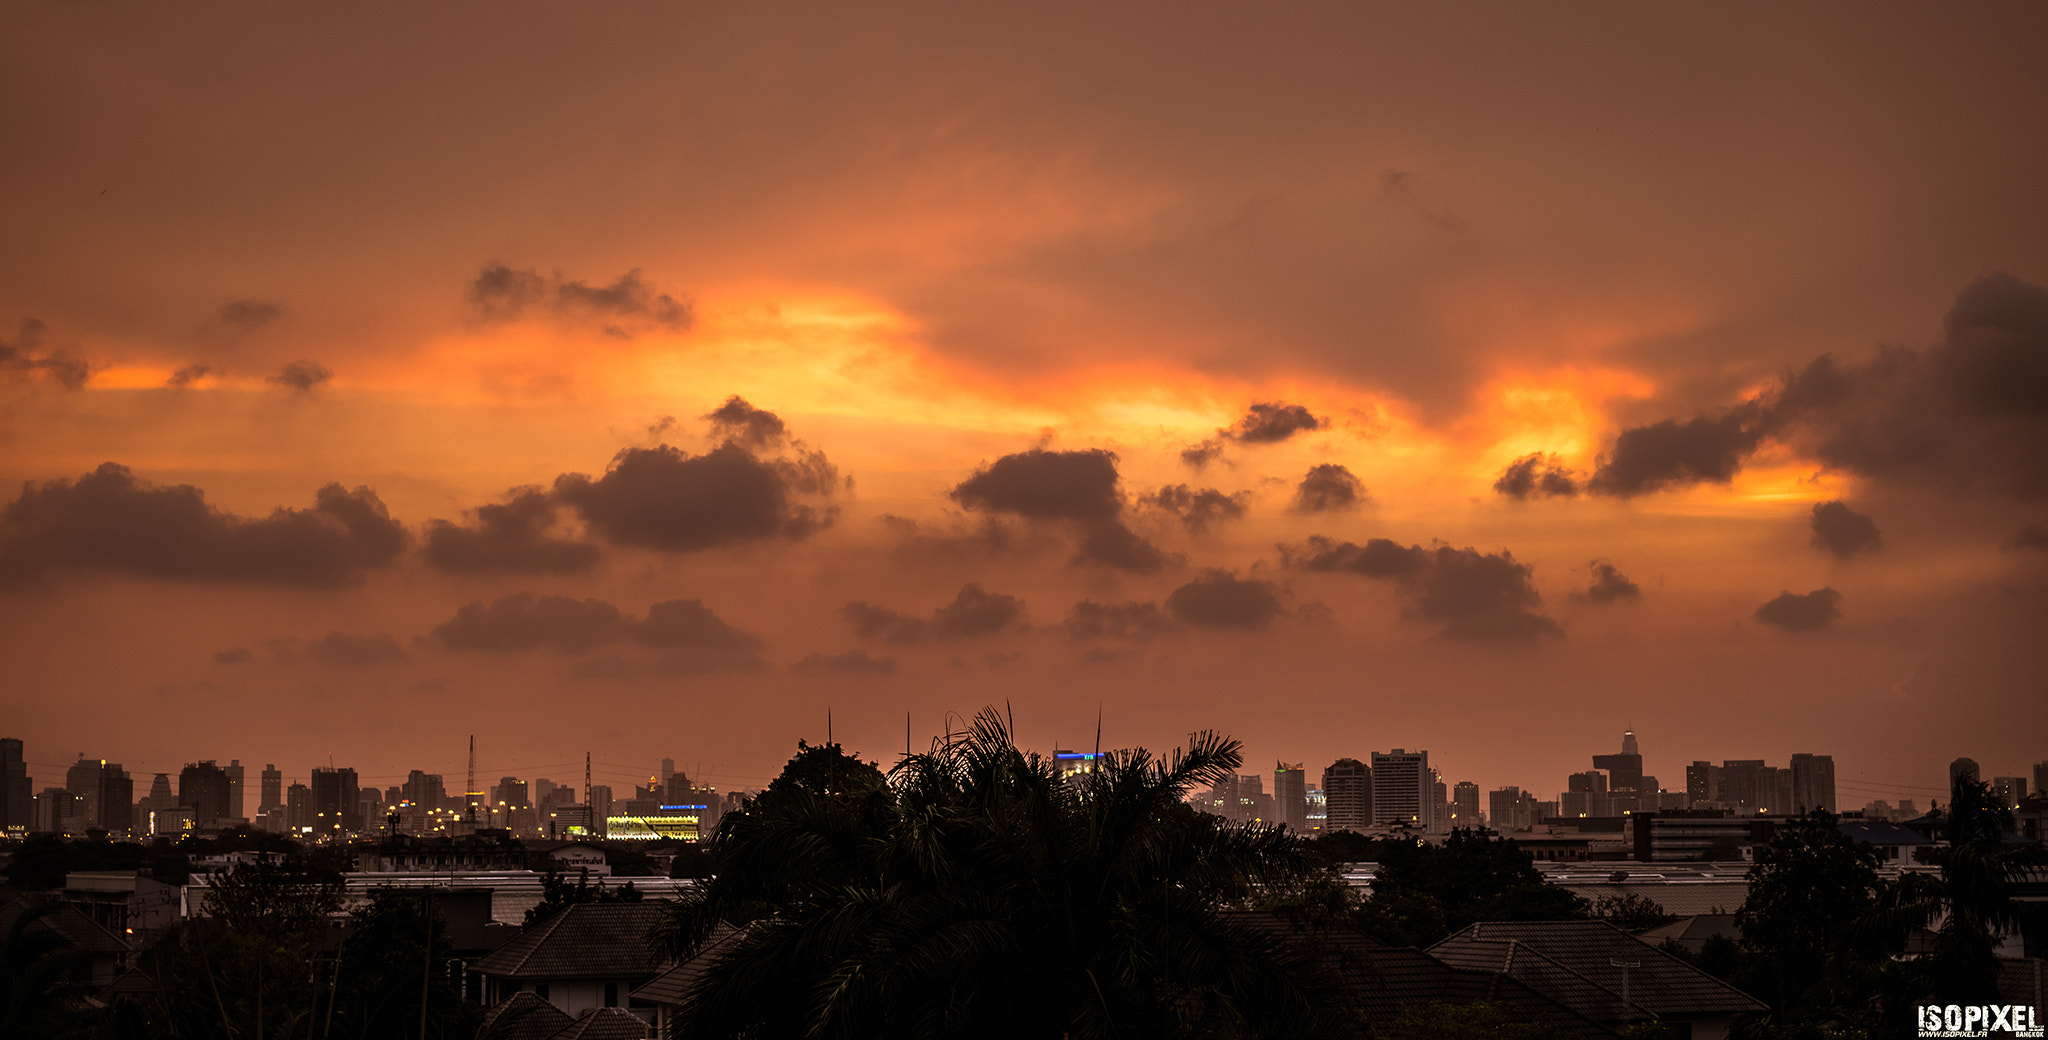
{"left": 657, "top": 708, "right": 1342, "bottom": 1039}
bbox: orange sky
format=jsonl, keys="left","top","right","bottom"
{"left": 2, "top": 3, "right": 2044, "bottom": 809}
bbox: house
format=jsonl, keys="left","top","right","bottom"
{"left": 630, "top": 923, "right": 750, "bottom": 1037}
{"left": 1429, "top": 920, "right": 1765, "bottom": 1040}
{"left": 469, "top": 902, "right": 670, "bottom": 1025}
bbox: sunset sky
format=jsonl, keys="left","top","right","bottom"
{"left": 4, "top": 4, "right": 2044, "bottom": 810}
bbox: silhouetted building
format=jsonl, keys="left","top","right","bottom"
{"left": 0, "top": 738, "right": 29, "bottom": 834}
{"left": 2035, "top": 761, "right": 2048, "bottom": 798}
{"left": 1489, "top": 787, "right": 1537, "bottom": 832}
{"left": 226, "top": 760, "right": 245, "bottom": 820}
{"left": 1951, "top": 757, "right": 1980, "bottom": 786}
{"left": 1592, "top": 728, "right": 1645, "bottom": 815}
{"left": 142, "top": 773, "right": 173, "bottom": 815}
{"left": 34, "top": 787, "right": 77, "bottom": 832}
{"left": 1322, "top": 758, "right": 1371, "bottom": 832}
{"left": 311, "top": 766, "right": 362, "bottom": 836}
{"left": 63, "top": 759, "right": 132, "bottom": 833}
{"left": 1789, "top": 753, "right": 1836, "bottom": 813}
{"left": 1371, "top": 750, "right": 1432, "bottom": 829}
{"left": 179, "top": 760, "right": 233, "bottom": 827}
{"left": 1449, "top": 781, "right": 1481, "bottom": 828}
{"left": 287, "top": 782, "right": 311, "bottom": 831}
{"left": 1274, "top": 762, "right": 1308, "bottom": 832}
{"left": 1562, "top": 770, "right": 1609, "bottom": 818}
{"left": 260, "top": 764, "right": 282, "bottom": 813}
{"left": 1992, "top": 776, "right": 2028, "bottom": 808}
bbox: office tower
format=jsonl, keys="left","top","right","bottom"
{"left": 1992, "top": 777, "right": 2028, "bottom": 808}
{"left": 66, "top": 757, "right": 104, "bottom": 826}
{"left": 226, "top": 760, "right": 245, "bottom": 820}
{"left": 1686, "top": 762, "right": 1714, "bottom": 807}
{"left": 534, "top": 778, "right": 559, "bottom": 804}
{"left": 1950, "top": 758, "right": 1980, "bottom": 786}
{"left": 0, "top": 738, "right": 29, "bottom": 834}
{"left": 179, "top": 761, "right": 233, "bottom": 825}
{"left": 1450, "top": 781, "right": 1481, "bottom": 828}
{"left": 1432, "top": 771, "right": 1449, "bottom": 830}
{"left": 98, "top": 765, "right": 132, "bottom": 833}
{"left": 1489, "top": 787, "right": 1536, "bottom": 832}
{"left": 310, "top": 767, "right": 362, "bottom": 836}
{"left": 589, "top": 784, "right": 613, "bottom": 822}
{"left": 1321, "top": 758, "right": 1371, "bottom": 832}
{"left": 1563, "top": 770, "right": 1609, "bottom": 817}
{"left": 261, "top": 764, "right": 283, "bottom": 813}
{"left": 497, "top": 776, "right": 530, "bottom": 809}
{"left": 1371, "top": 750, "right": 1432, "bottom": 828}
{"left": 35, "top": 788, "right": 77, "bottom": 832}
{"left": 403, "top": 770, "right": 447, "bottom": 810}
{"left": 1790, "top": 754, "right": 1837, "bottom": 814}
{"left": 2035, "top": 762, "right": 2047, "bottom": 797}
{"left": 1274, "top": 762, "right": 1309, "bottom": 832}
{"left": 1307, "top": 788, "right": 1327, "bottom": 830}
{"left": 287, "top": 783, "right": 311, "bottom": 830}
{"left": 1593, "top": 729, "right": 1645, "bottom": 815}
{"left": 1621, "top": 728, "right": 1639, "bottom": 756}
{"left": 144, "top": 773, "right": 174, "bottom": 813}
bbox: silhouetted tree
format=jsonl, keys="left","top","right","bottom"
{"left": 0, "top": 899, "right": 91, "bottom": 1040}
{"left": 1882, "top": 776, "right": 2048, "bottom": 1006}
{"left": 1356, "top": 829, "right": 1590, "bottom": 946}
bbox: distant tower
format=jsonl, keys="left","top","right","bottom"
{"left": 1273, "top": 763, "right": 1308, "bottom": 832}
{"left": 260, "top": 764, "right": 283, "bottom": 813}
{"left": 1950, "top": 757, "right": 1981, "bottom": 788}
{"left": 1371, "top": 750, "right": 1433, "bottom": 829}
{"left": 1621, "top": 728, "right": 1639, "bottom": 757}
{"left": 226, "top": 760, "right": 245, "bottom": 821}
{"left": 0, "top": 738, "right": 29, "bottom": 834}
{"left": 1321, "top": 759, "right": 1372, "bottom": 833}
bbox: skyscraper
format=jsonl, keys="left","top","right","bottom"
{"left": 1593, "top": 728, "right": 1645, "bottom": 815}
{"left": 1789, "top": 753, "right": 1836, "bottom": 814}
{"left": 1950, "top": 758, "right": 1981, "bottom": 787}
{"left": 179, "top": 761, "right": 233, "bottom": 826}
{"left": 0, "top": 739, "right": 29, "bottom": 834}
{"left": 226, "top": 760, "right": 245, "bottom": 820}
{"left": 310, "top": 767, "right": 362, "bottom": 836}
{"left": 261, "top": 764, "right": 283, "bottom": 813}
{"left": 1321, "top": 758, "right": 1371, "bottom": 833}
{"left": 1370, "top": 749, "right": 1432, "bottom": 829}
{"left": 1273, "top": 762, "right": 1308, "bottom": 832}
{"left": 1450, "top": 781, "right": 1481, "bottom": 828}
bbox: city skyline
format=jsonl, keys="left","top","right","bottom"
{"left": 3, "top": 6, "right": 2045, "bottom": 807}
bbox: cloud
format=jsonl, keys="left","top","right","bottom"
{"left": 428, "top": 592, "right": 763, "bottom": 668}
{"left": 793, "top": 650, "right": 897, "bottom": 675}
{"left": 469, "top": 262, "right": 693, "bottom": 337}
{"left": 1165, "top": 570, "right": 1287, "bottom": 630}
{"left": 1492, "top": 453, "right": 1583, "bottom": 499}
{"left": 307, "top": 631, "right": 407, "bottom": 667}
{"left": 1292, "top": 464, "right": 1368, "bottom": 513}
{"left": 1063, "top": 599, "right": 1175, "bottom": 641}
{"left": 1179, "top": 441, "right": 1225, "bottom": 470}
{"left": 1580, "top": 560, "right": 1642, "bottom": 604}
{"left": 554, "top": 441, "right": 839, "bottom": 552}
{"left": 1282, "top": 535, "right": 1562, "bottom": 642}
{"left": 1808, "top": 500, "right": 1882, "bottom": 559}
{"left": 843, "top": 583, "right": 1026, "bottom": 644}
{"left": 949, "top": 447, "right": 1170, "bottom": 573}
{"left": 268, "top": 360, "right": 332, "bottom": 394}
{"left": 164, "top": 363, "right": 215, "bottom": 389}
{"left": 217, "top": 300, "right": 282, "bottom": 329}
{"left": 423, "top": 487, "right": 600, "bottom": 574}
{"left": 2012, "top": 522, "right": 2048, "bottom": 552}
{"left": 213, "top": 647, "right": 253, "bottom": 665}
{"left": 1753, "top": 587, "right": 1842, "bottom": 632}
{"left": 704, "top": 396, "right": 787, "bottom": 447}
{"left": 1138, "top": 484, "right": 1249, "bottom": 534}
{"left": 1587, "top": 404, "right": 1766, "bottom": 497}
{"left": 0, "top": 318, "right": 88, "bottom": 389}
{"left": 1226, "top": 402, "right": 1326, "bottom": 443}
{"left": 0, "top": 463, "right": 406, "bottom": 589}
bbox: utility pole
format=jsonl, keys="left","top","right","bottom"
{"left": 584, "top": 751, "right": 592, "bottom": 810}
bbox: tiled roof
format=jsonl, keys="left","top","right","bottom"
{"left": 631, "top": 922, "right": 747, "bottom": 1007}
{"left": 1635, "top": 913, "right": 1740, "bottom": 952}
{"left": 479, "top": 992, "right": 574, "bottom": 1040}
{"left": 548, "top": 1007, "right": 653, "bottom": 1040}
{"left": 1430, "top": 921, "right": 1765, "bottom": 1020}
{"left": 471, "top": 903, "right": 670, "bottom": 980}
{"left": 0, "top": 894, "right": 133, "bottom": 956}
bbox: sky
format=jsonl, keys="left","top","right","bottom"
{"left": 3, "top": 3, "right": 2045, "bottom": 811}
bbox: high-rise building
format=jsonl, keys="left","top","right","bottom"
{"left": 179, "top": 761, "right": 233, "bottom": 826}
{"left": 144, "top": 773, "right": 174, "bottom": 813}
{"left": 2034, "top": 762, "right": 2048, "bottom": 798}
{"left": 1370, "top": 750, "right": 1432, "bottom": 829}
{"left": 1621, "top": 728, "right": 1639, "bottom": 756}
{"left": 1991, "top": 776, "right": 2029, "bottom": 808}
{"left": 226, "top": 760, "right": 245, "bottom": 820}
{"left": 1951, "top": 758, "right": 1981, "bottom": 787}
{"left": 1450, "top": 781, "right": 1482, "bottom": 829}
{"left": 98, "top": 765, "right": 132, "bottom": 834}
{"left": 1273, "top": 762, "right": 1308, "bottom": 832}
{"left": 1321, "top": 759, "right": 1371, "bottom": 833}
{"left": 310, "top": 767, "right": 362, "bottom": 836}
{"left": 287, "top": 783, "right": 311, "bottom": 831}
{"left": 1488, "top": 787, "right": 1537, "bottom": 832}
{"left": 1563, "top": 770, "right": 1609, "bottom": 818}
{"left": 1686, "top": 762, "right": 1713, "bottom": 807}
{"left": 66, "top": 756, "right": 104, "bottom": 826}
{"left": 261, "top": 764, "right": 283, "bottom": 813}
{"left": 1593, "top": 729, "right": 1646, "bottom": 815}
{"left": 0, "top": 738, "right": 29, "bottom": 834}
{"left": 1789, "top": 753, "right": 1836, "bottom": 814}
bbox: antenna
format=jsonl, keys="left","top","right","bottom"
{"left": 584, "top": 751, "right": 592, "bottom": 809}
{"left": 466, "top": 735, "right": 477, "bottom": 829}
{"left": 827, "top": 707, "right": 833, "bottom": 746}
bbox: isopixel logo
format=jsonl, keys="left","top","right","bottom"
{"left": 1916, "top": 1003, "right": 2042, "bottom": 1037}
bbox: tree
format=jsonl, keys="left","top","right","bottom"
{"left": 1357, "top": 829, "right": 1590, "bottom": 947}
{"left": 1881, "top": 776, "right": 2048, "bottom": 1006}
{"left": 0, "top": 899, "right": 91, "bottom": 1040}
{"left": 141, "top": 853, "right": 345, "bottom": 1039}
{"left": 1590, "top": 892, "right": 1675, "bottom": 934}
{"left": 327, "top": 890, "right": 481, "bottom": 1040}
{"left": 657, "top": 708, "right": 1345, "bottom": 1039}
{"left": 1735, "top": 809, "right": 1904, "bottom": 1037}
{"left": 524, "top": 866, "right": 643, "bottom": 926}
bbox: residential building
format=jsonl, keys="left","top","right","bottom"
{"left": 1789, "top": 753, "right": 1836, "bottom": 814}
{"left": 1449, "top": 781, "right": 1481, "bottom": 829}
{"left": 1321, "top": 758, "right": 1371, "bottom": 833}
{"left": 1370, "top": 750, "right": 1432, "bottom": 829}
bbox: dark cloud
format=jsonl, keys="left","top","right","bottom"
{"left": 793, "top": 650, "right": 897, "bottom": 675}
{"left": 217, "top": 300, "right": 282, "bottom": 329}
{"left": 307, "top": 631, "right": 407, "bottom": 667}
{"left": 950, "top": 447, "right": 1169, "bottom": 573}
{"left": 1138, "top": 484, "right": 1250, "bottom": 534}
{"left": 881, "top": 513, "right": 1039, "bottom": 566}
{"left": 1808, "top": 500, "right": 1882, "bottom": 559}
{"left": 1282, "top": 535, "right": 1562, "bottom": 642}
{"left": 1063, "top": 600, "right": 1175, "bottom": 641}
{"left": 1587, "top": 404, "right": 1766, "bottom": 497}
{"left": 2011, "top": 521, "right": 2048, "bottom": 552}
{"left": 0, "top": 463, "right": 406, "bottom": 589}
{"left": 1292, "top": 464, "right": 1368, "bottom": 514}
{"left": 428, "top": 592, "right": 762, "bottom": 668}
{"left": 704, "top": 396, "right": 787, "bottom": 447}
{"left": 1226, "top": 402, "right": 1326, "bottom": 443}
{"left": 1753, "top": 587, "right": 1843, "bottom": 632}
{"left": 844, "top": 583, "right": 1026, "bottom": 644}
{"left": 1580, "top": 560, "right": 1642, "bottom": 604}
{"left": 268, "top": 360, "right": 332, "bottom": 394}
{"left": 423, "top": 487, "right": 600, "bottom": 574}
{"left": 164, "top": 363, "right": 215, "bottom": 389}
{"left": 0, "top": 318, "right": 88, "bottom": 389}
{"left": 469, "top": 262, "right": 693, "bottom": 337}
{"left": 1165, "top": 570, "right": 1287, "bottom": 630}
{"left": 554, "top": 442, "right": 839, "bottom": 552}
{"left": 1492, "top": 453, "right": 1584, "bottom": 499}
{"left": 1179, "top": 440, "right": 1225, "bottom": 470}
{"left": 213, "top": 647, "right": 253, "bottom": 665}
